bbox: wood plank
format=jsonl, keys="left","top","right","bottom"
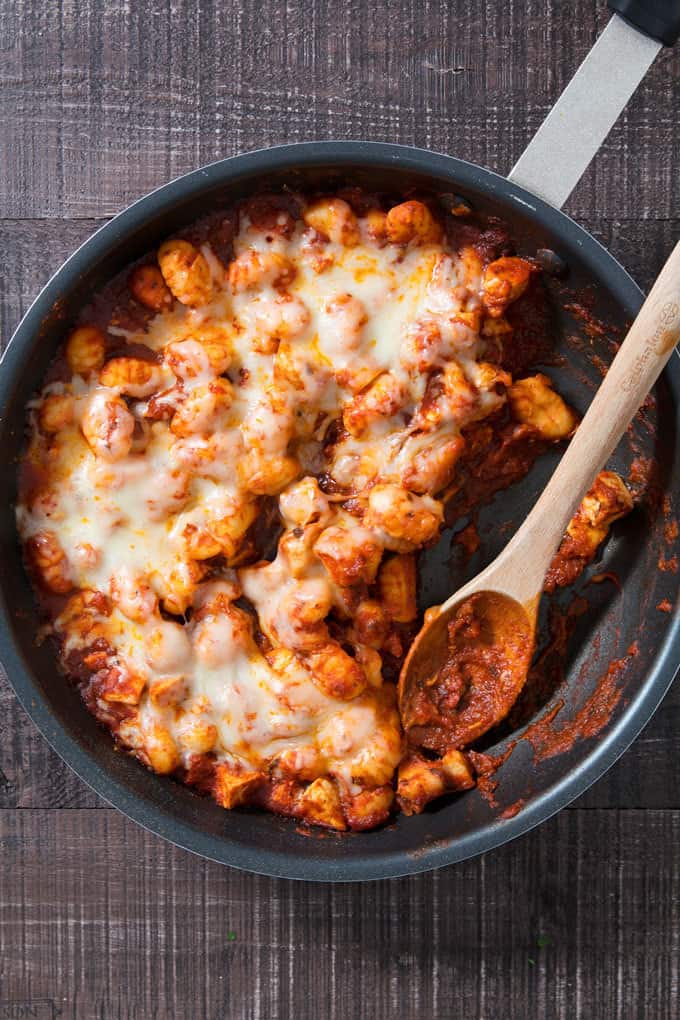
{"left": 0, "top": 219, "right": 104, "bottom": 345}
{"left": 0, "top": 669, "right": 102, "bottom": 808}
{"left": 0, "top": 808, "right": 678, "bottom": 1019}
{"left": 580, "top": 218, "right": 680, "bottom": 293}
{"left": 0, "top": 1, "right": 678, "bottom": 220}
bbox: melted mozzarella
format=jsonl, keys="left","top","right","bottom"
{"left": 17, "top": 197, "right": 505, "bottom": 796}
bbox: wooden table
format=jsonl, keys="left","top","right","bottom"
{"left": 1, "top": 2, "right": 678, "bottom": 1017}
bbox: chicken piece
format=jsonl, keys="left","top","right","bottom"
{"left": 177, "top": 714, "right": 218, "bottom": 755}
{"left": 396, "top": 754, "right": 447, "bottom": 815}
{"left": 298, "top": 777, "right": 346, "bottom": 830}
{"left": 571, "top": 471, "right": 633, "bottom": 537}
{"left": 377, "top": 554, "right": 417, "bottom": 623}
{"left": 342, "top": 372, "right": 408, "bottom": 437}
{"left": 142, "top": 723, "right": 181, "bottom": 774}
{"left": 148, "top": 676, "right": 188, "bottom": 709}
{"left": 303, "top": 198, "right": 360, "bottom": 247}
{"left": 313, "top": 524, "right": 383, "bottom": 587}
{"left": 385, "top": 200, "right": 443, "bottom": 245}
{"left": 305, "top": 643, "right": 367, "bottom": 700}
{"left": 98, "top": 667, "right": 148, "bottom": 706}
{"left": 237, "top": 452, "right": 301, "bottom": 496}
{"left": 508, "top": 374, "right": 578, "bottom": 441}
{"left": 400, "top": 433, "right": 466, "bottom": 495}
{"left": 213, "top": 763, "right": 265, "bottom": 809}
{"left": 482, "top": 256, "right": 533, "bottom": 317}
{"left": 342, "top": 785, "right": 394, "bottom": 831}
{"left": 367, "top": 484, "right": 443, "bottom": 548}
{"left": 544, "top": 471, "right": 634, "bottom": 592}
{"left": 440, "top": 749, "right": 476, "bottom": 791}
{"left": 410, "top": 362, "right": 478, "bottom": 434}
{"left": 54, "top": 589, "right": 111, "bottom": 640}
{"left": 397, "top": 750, "right": 476, "bottom": 815}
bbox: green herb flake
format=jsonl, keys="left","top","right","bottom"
{"left": 537, "top": 935, "right": 552, "bottom": 949}
{"left": 227, "top": 931, "right": 237, "bottom": 942}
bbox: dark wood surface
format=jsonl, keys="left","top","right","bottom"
{"left": 1, "top": 2, "right": 678, "bottom": 1017}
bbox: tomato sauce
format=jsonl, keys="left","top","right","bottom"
{"left": 18, "top": 181, "right": 663, "bottom": 832}
{"left": 522, "top": 643, "right": 639, "bottom": 762}
{"left": 402, "top": 592, "right": 534, "bottom": 754}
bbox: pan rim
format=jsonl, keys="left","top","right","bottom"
{"left": 1, "top": 140, "right": 678, "bottom": 881}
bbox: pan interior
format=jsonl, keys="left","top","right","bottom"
{"left": 1, "top": 150, "right": 677, "bottom": 879}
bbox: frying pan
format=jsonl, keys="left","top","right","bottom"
{"left": 1, "top": 3, "right": 679, "bottom": 881}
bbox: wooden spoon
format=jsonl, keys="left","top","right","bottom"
{"left": 399, "top": 242, "right": 680, "bottom": 752}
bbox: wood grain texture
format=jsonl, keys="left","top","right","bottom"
{"left": 0, "top": 1, "right": 678, "bottom": 220}
{"left": 1, "top": 1, "right": 678, "bottom": 1017}
{"left": 0, "top": 809, "right": 679, "bottom": 1020}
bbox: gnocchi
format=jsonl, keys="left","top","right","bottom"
{"left": 129, "top": 264, "right": 173, "bottom": 311}
{"left": 17, "top": 187, "right": 627, "bottom": 834}
{"left": 65, "top": 325, "right": 106, "bottom": 376}
{"left": 158, "top": 239, "right": 213, "bottom": 307}
{"left": 303, "top": 197, "right": 360, "bottom": 247}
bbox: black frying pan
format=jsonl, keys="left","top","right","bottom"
{"left": 1, "top": 7, "right": 679, "bottom": 882}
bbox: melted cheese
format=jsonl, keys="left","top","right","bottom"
{"left": 17, "top": 195, "right": 510, "bottom": 813}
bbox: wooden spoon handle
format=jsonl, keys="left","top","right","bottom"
{"left": 511, "top": 240, "right": 680, "bottom": 596}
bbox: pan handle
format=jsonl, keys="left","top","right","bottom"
{"left": 508, "top": 3, "right": 679, "bottom": 210}
{"left": 609, "top": 1, "right": 680, "bottom": 45}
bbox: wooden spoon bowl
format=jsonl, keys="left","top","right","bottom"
{"left": 400, "top": 591, "right": 535, "bottom": 753}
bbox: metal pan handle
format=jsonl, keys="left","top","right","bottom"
{"left": 508, "top": 2, "right": 679, "bottom": 210}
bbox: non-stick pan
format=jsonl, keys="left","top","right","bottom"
{"left": 1, "top": 4, "right": 679, "bottom": 881}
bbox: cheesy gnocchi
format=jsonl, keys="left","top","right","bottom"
{"left": 16, "top": 190, "right": 629, "bottom": 831}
